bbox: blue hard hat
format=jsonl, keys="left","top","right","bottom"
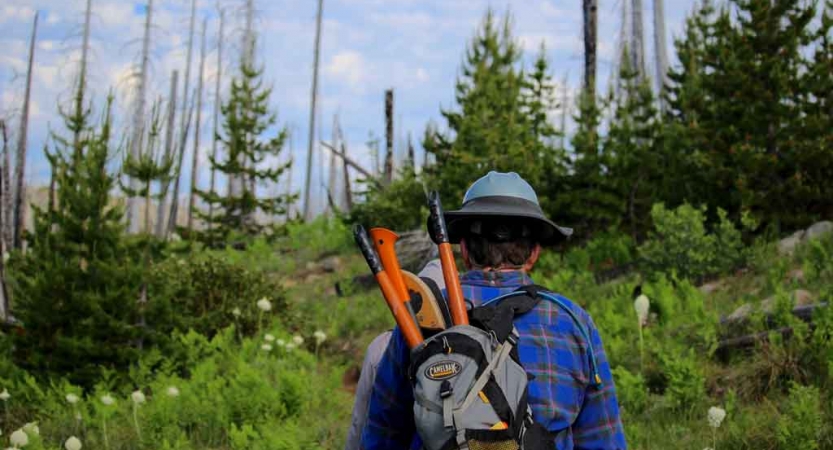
{"left": 444, "top": 171, "right": 572, "bottom": 245}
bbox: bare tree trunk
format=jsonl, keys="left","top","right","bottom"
{"left": 1, "top": 121, "right": 11, "bottom": 251}
{"left": 303, "top": 0, "right": 324, "bottom": 221}
{"left": 168, "top": 91, "right": 195, "bottom": 237}
{"left": 338, "top": 125, "right": 352, "bottom": 211}
{"left": 560, "top": 73, "right": 569, "bottom": 149}
{"left": 630, "top": 0, "right": 646, "bottom": 81}
{"left": 155, "top": 70, "right": 179, "bottom": 238}
{"left": 188, "top": 19, "right": 207, "bottom": 231}
{"left": 407, "top": 132, "right": 415, "bottom": 176}
{"left": 208, "top": 8, "right": 225, "bottom": 228}
{"left": 653, "top": 0, "right": 669, "bottom": 111}
{"left": 13, "top": 11, "right": 39, "bottom": 250}
{"left": 582, "top": 0, "right": 597, "bottom": 99}
{"left": 0, "top": 121, "right": 6, "bottom": 319}
{"left": 167, "top": 0, "right": 197, "bottom": 238}
{"left": 127, "top": 0, "right": 154, "bottom": 234}
{"left": 326, "top": 114, "right": 339, "bottom": 215}
{"left": 73, "top": 0, "right": 93, "bottom": 151}
{"left": 384, "top": 89, "right": 394, "bottom": 183}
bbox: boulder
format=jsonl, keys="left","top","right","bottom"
{"left": 726, "top": 303, "right": 753, "bottom": 322}
{"left": 761, "top": 289, "right": 814, "bottom": 314}
{"left": 320, "top": 256, "right": 342, "bottom": 273}
{"left": 803, "top": 221, "right": 833, "bottom": 242}
{"left": 699, "top": 280, "right": 723, "bottom": 295}
{"left": 777, "top": 230, "right": 805, "bottom": 256}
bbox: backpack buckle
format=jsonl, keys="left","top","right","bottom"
{"left": 439, "top": 380, "right": 453, "bottom": 398}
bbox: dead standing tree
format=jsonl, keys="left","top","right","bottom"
{"left": 582, "top": 0, "right": 597, "bottom": 99}
{"left": 384, "top": 89, "right": 394, "bottom": 183}
{"left": 208, "top": 7, "right": 225, "bottom": 228}
{"left": 12, "top": 11, "right": 39, "bottom": 250}
{"left": 155, "top": 70, "right": 179, "bottom": 237}
{"left": 303, "top": 0, "right": 325, "bottom": 221}
{"left": 127, "top": 0, "right": 155, "bottom": 234}
{"left": 187, "top": 18, "right": 208, "bottom": 231}
{"left": 167, "top": 0, "right": 198, "bottom": 237}
{"left": 653, "top": 0, "right": 670, "bottom": 111}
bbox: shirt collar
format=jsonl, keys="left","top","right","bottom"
{"left": 460, "top": 269, "right": 534, "bottom": 288}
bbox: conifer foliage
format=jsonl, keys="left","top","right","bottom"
{"left": 12, "top": 96, "right": 144, "bottom": 386}
{"left": 197, "top": 60, "right": 295, "bottom": 244}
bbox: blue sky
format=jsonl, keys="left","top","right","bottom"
{"left": 0, "top": 0, "right": 697, "bottom": 216}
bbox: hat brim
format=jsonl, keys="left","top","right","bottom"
{"left": 442, "top": 196, "right": 573, "bottom": 246}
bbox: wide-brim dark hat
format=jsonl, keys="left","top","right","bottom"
{"left": 443, "top": 172, "right": 573, "bottom": 246}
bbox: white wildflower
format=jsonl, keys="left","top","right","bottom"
{"left": 232, "top": 307, "right": 242, "bottom": 317}
{"left": 66, "top": 393, "right": 80, "bottom": 404}
{"left": 0, "top": 388, "right": 9, "bottom": 401}
{"left": 100, "top": 394, "right": 115, "bottom": 406}
{"left": 166, "top": 386, "right": 180, "bottom": 397}
{"left": 292, "top": 335, "right": 304, "bottom": 346}
{"left": 313, "top": 330, "right": 327, "bottom": 344}
{"left": 64, "top": 436, "right": 82, "bottom": 450}
{"left": 264, "top": 334, "right": 275, "bottom": 342}
{"left": 2, "top": 252, "right": 9, "bottom": 263}
{"left": 10, "top": 429, "right": 28, "bottom": 447}
{"left": 285, "top": 342, "right": 296, "bottom": 351}
{"left": 708, "top": 406, "right": 726, "bottom": 429}
{"left": 22, "top": 422, "right": 38, "bottom": 436}
{"left": 276, "top": 339, "right": 286, "bottom": 347}
{"left": 261, "top": 344, "right": 273, "bottom": 352}
{"left": 634, "top": 294, "right": 650, "bottom": 326}
{"left": 256, "top": 298, "right": 272, "bottom": 312}
{"left": 131, "top": 390, "right": 146, "bottom": 404}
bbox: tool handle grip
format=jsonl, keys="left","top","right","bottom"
{"left": 439, "top": 244, "right": 468, "bottom": 325}
{"left": 427, "top": 191, "right": 450, "bottom": 245}
{"left": 354, "top": 224, "right": 383, "bottom": 274}
{"left": 370, "top": 228, "right": 410, "bottom": 301}
{"left": 376, "top": 271, "right": 424, "bottom": 349}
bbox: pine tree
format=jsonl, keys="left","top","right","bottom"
{"left": 423, "top": 10, "right": 558, "bottom": 207}
{"left": 12, "top": 95, "right": 144, "bottom": 386}
{"left": 196, "top": 60, "right": 294, "bottom": 244}
{"left": 604, "top": 52, "right": 663, "bottom": 238}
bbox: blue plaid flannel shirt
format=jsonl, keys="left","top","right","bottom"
{"left": 360, "top": 270, "right": 627, "bottom": 450}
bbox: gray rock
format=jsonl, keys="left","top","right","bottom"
{"left": 727, "top": 303, "right": 753, "bottom": 322}
{"left": 803, "top": 221, "right": 833, "bottom": 242}
{"left": 321, "top": 256, "right": 342, "bottom": 273}
{"left": 788, "top": 268, "right": 805, "bottom": 284}
{"left": 760, "top": 289, "right": 814, "bottom": 314}
{"left": 778, "top": 230, "right": 805, "bottom": 256}
{"left": 699, "top": 280, "right": 723, "bottom": 295}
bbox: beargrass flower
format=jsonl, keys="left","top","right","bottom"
{"left": 285, "top": 342, "right": 296, "bottom": 351}
{"left": 166, "top": 386, "right": 180, "bottom": 397}
{"left": 314, "top": 330, "right": 327, "bottom": 344}
{"left": 276, "top": 339, "right": 286, "bottom": 347}
{"left": 708, "top": 406, "right": 726, "bottom": 428}
{"left": 100, "top": 394, "right": 115, "bottom": 406}
{"left": 64, "top": 437, "right": 82, "bottom": 450}
{"left": 634, "top": 294, "right": 650, "bottom": 326}
{"left": 0, "top": 388, "right": 9, "bottom": 401}
{"left": 292, "top": 335, "right": 304, "bottom": 345}
{"left": 707, "top": 406, "right": 726, "bottom": 449}
{"left": 66, "top": 393, "right": 80, "bottom": 404}
{"left": 21, "top": 423, "right": 38, "bottom": 436}
{"left": 256, "top": 298, "right": 272, "bottom": 312}
{"left": 131, "top": 390, "right": 146, "bottom": 404}
{"left": 232, "top": 307, "right": 242, "bottom": 317}
{"left": 261, "top": 344, "right": 273, "bottom": 352}
{"left": 264, "top": 334, "right": 275, "bottom": 342}
{"left": 9, "top": 429, "right": 27, "bottom": 447}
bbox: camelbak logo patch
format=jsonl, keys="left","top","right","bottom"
{"left": 425, "top": 361, "right": 462, "bottom": 380}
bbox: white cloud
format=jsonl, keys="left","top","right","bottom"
{"left": 324, "top": 50, "right": 367, "bottom": 87}
{"left": 415, "top": 67, "right": 429, "bottom": 83}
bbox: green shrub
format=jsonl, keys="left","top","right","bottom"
{"left": 148, "top": 253, "right": 287, "bottom": 341}
{"left": 285, "top": 216, "right": 353, "bottom": 256}
{"left": 349, "top": 171, "right": 428, "bottom": 231}
{"left": 776, "top": 383, "right": 822, "bottom": 450}
{"left": 585, "top": 228, "right": 636, "bottom": 270}
{"left": 638, "top": 203, "right": 746, "bottom": 282}
{"left": 659, "top": 348, "right": 706, "bottom": 412}
{"left": 612, "top": 366, "right": 649, "bottom": 414}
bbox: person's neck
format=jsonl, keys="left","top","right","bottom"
{"left": 471, "top": 266, "right": 527, "bottom": 273}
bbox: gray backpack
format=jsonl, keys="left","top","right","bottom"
{"left": 408, "top": 285, "right": 601, "bottom": 450}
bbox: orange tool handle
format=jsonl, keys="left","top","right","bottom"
{"left": 354, "top": 225, "right": 424, "bottom": 349}
{"left": 428, "top": 191, "right": 469, "bottom": 326}
{"left": 374, "top": 271, "right": 424, "bottom": 349}
{"left": 369, "top": 228, "right": 410, "bottom": 301}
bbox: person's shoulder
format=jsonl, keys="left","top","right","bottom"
{"left": 529, "top": 289, "right": 595, "bottom": 329}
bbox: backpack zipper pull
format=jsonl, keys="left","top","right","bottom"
{"left": 442, "top": 336, "right": 452, "bottom": 354}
